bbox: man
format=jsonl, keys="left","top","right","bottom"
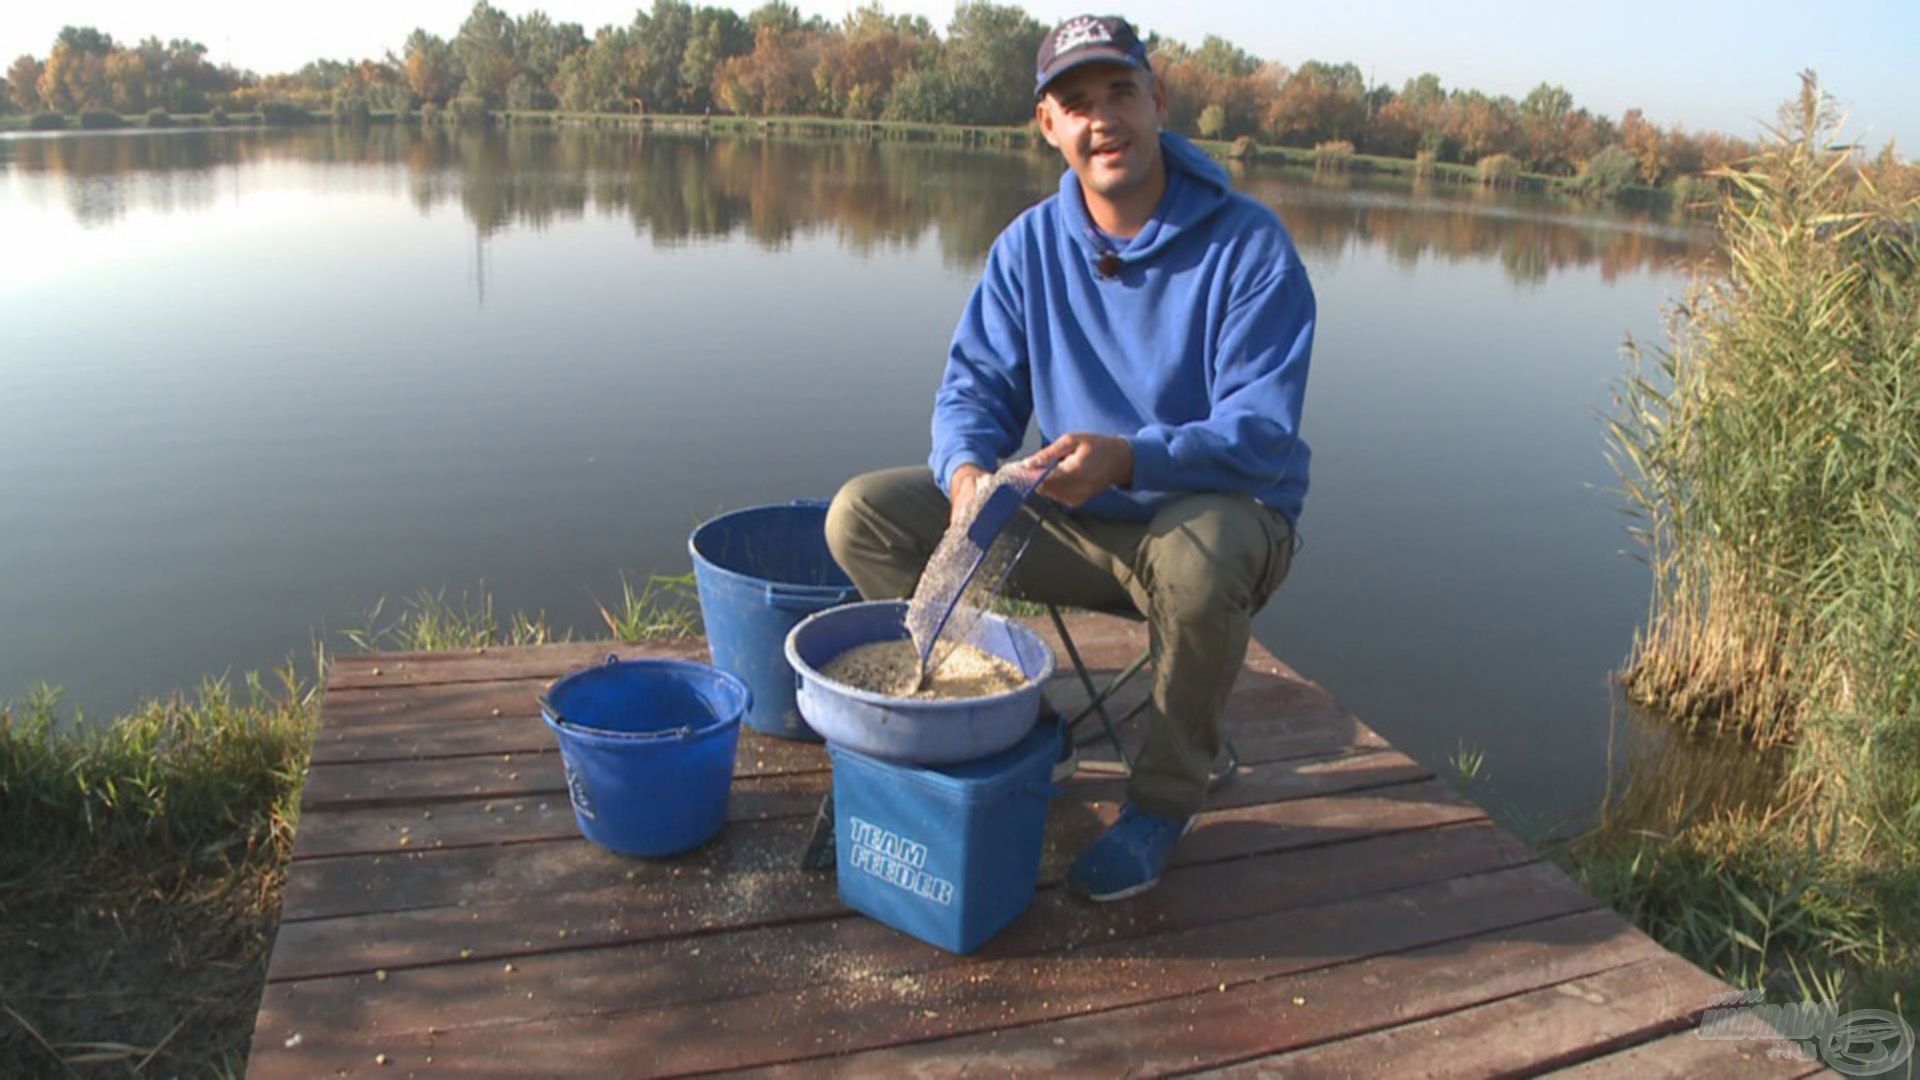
{"left": 826, "top": 14, "right": 1315, "bottom": 902}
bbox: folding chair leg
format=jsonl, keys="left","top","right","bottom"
{"left": 1209, "top": 736, "right": 1241, "bottom": 790}
{"left": 1047, "top": 604, "right": 1136, "bottom": 770}
{"left": 799, "top": 792, "right": 835, "bottom": 870}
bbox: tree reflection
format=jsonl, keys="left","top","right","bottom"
{"left": 1, "top": 126, "right": 1715, "bottom": 281}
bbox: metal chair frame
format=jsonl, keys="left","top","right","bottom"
{"left": 1046, "top": 603, "right": 1238, "bottom": 789}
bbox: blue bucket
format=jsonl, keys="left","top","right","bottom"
{"left": 539, "top": 656, "right": 749, "bottom": 857}
{"left": 831, "top": 720, "right": 1060, "bottom": 953}
{"left": 689, "top": 501, "right": 860, "bottom": 740}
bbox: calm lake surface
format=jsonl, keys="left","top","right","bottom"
{"left": 0, "top": 124, "right": 1715, "bottom": 831}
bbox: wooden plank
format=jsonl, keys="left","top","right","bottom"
{"left": 291, "top": 721, "right": 1421, "bottom": 862}
{"left": 315, "top": 614, "right": 1149, "bottom": 690}
{"left": 319, "top": 615, "right": 1324, "bottom": 705}
{"left": 326, "top": 638, "right": 710, "bottom": 690}
{"left": 265, "top": 778, "right": 1484, "bottom": 980}
{"left": 298, "top": 702, "right": 1386, "bottom": 818}
{"left": 758, "top": 907, "right": 1668, "bottom": 1077}
{"left": 310, "top": 670, "right": 1366, "bottom": 771}
{"left": 1544, "top": 1028, "right": 1840, "bottom": 1078}
{"left": 281, "top": 748, "right": 1430, "bottom": 920}
{"left": 252, "top": 823, "right": 1539, "bottom": 1066}
{"left": 309, "top": 710, "right": 829, "bottom": 773}
{"left": 247, "top": 856, "right": 1591, "bottom": 1077}
{"left": 297, "top": 716, "right": 1418, "bottom": 810}
{"left": 1199, "top": 953, "right": 1735, "bottom": 1077}
{"left": 318, "top": 677, "right": 563, "bottom": 730}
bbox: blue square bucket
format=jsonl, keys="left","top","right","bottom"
{"left": 829, "top": 721, "right": 1060, "bottom": 954}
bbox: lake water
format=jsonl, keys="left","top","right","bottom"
{"left": 0, "top": 124, "right": 1715, "bottom": 831}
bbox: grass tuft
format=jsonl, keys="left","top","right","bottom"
{"left": 593, "top": 572, "right": 703, "bottom": 642}
{"left": 1, "top": 663, "right": 320, "bottom": 1074}
{"left": 342, "top": 586, "right": 563, "bottom": 652}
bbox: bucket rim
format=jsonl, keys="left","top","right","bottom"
{"left": 687, "top": 501, "right": 859, "bottom": 597}
{"left": 540, "top": 656, "right": 751, "bottom": 743}
{"left": 784, "top": 600, "right": 1055, "bottom": 711}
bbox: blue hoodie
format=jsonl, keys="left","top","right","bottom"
{"left": 930, "top": 131, "right": 1315, "bottom": 526}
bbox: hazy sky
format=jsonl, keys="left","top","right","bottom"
{"left": 5, "top": 1, "right": 1915, "bottom": 148}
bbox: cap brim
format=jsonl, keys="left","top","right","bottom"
{"left": 1035, "top": 50, "right": 1148, "bottom": 97}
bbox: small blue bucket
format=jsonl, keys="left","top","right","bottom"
{"left": 690, "top": 501, "right": 860, "bottom": 740}
{"left": 539, "top": 656, "right": 749, "bottom": 857}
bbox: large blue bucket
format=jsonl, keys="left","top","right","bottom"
{"left": 689, "top": 501, "right": 860, "bottom": 740}
{"left": 540, "top": 656, "right": 749, "bottom": 857}
{"left": 786, "top": 600, "right": 1055, "bottom": 764}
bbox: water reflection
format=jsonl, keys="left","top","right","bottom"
{"left": 3, "top": 126, "right": 1714, "bottom": 283}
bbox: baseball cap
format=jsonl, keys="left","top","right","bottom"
{"left": 1034, "top": 15, "right": 1151, "bottom": 98}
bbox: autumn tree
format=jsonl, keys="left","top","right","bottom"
{"left": 812, "top": 5, "right": 931, "bottom": 119}
{"left": 885, "top": 2, "right": 1044, "bottom": 126}
{"left": 454, "top": 1, "right": 519, "bottom": 105}
{"left": 1264, "top": 60, "right": 1367, "bottom": 146}
{"left": 1191, "top": 34, "right": 1258, "bottom": 79}
{"left": 404, "top": 30, "right": 459, "bottom": 104}
{"left": 712, "top": 22, "right": 824, "bottom": 115}
{"left": 678, "top": 7, "right": 750, "bottom": 112}
{"left": 38, "top": 27, "right": 114, "bottom": 112}
{"left": 1619, "top": 107, "right": 1668, "bottom": 184}
{"left": 103, "top": 48, "right": 152, "bottom": 112}
{"left": 8, "top": 55, "right": 45, "bottom": 111}
{"left": 555, "top": 26, "right": 639, "bottom": 112}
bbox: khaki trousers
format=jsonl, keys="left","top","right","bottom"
{"left": 825, "top": 467, "right": 1294, "bottom": 818}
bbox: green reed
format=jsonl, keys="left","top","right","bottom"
{"left": 1583, "top": 71, "right": 1919, "bottom": 1024}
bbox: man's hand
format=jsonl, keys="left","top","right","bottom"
{"left": 949, "top": 462, "right": 990, "bottom": 528}
{"left": 1030, "top": 433, "right": 1134, "bottom": 508}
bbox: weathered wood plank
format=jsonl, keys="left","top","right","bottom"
{"left": 247, "top": 857, "right": 1591, "bottom": 1077}
{"left": 1200, "top": 953, "right": 1734, "bottom": 1077}
{"left": 266, "top": 778, "right": 1483, "bottom": 980}
{"left": 258, "top": 819, "right": 1530, "bottom": 1051}
{"left": 756, "top": 907, "right": 1667, "bottom": 1077}
{"left": 326, "top": 638, "right": 709, "bottom": 690}
{"left": 1544, "top": 1028, "right": 1840, "bottom": 1078}
{"left": 281, "top": 748, "right": 1430, "bottom": 920}
{"left": 291, "top": 716, "right": 1412, "bottom": 862}
{"left": 312, "top": 661, "right": 1360, "bottom": 760}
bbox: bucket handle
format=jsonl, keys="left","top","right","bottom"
{"left": 539, "top": 653, "right": 702, "bottom": 742}
{"left": 543, "top": 702, "right": 697, "bottom": 743}
{"left": 765, "top": 581, "right": 860, "bottom": 611}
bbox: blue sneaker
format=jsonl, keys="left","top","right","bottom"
{"left": 1067, "top": 803, "right": 1194, "bottom": 902}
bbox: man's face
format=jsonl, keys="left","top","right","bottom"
{"left": 1035, "top": 64, "right": 1168, "bottom": 202}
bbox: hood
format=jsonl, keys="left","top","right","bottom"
{"left": 1057, "top": 130, "right": 1235, "bottom": 269}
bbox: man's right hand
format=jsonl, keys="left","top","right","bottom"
{"left": 948, "top": 463, "right": 989, "bottom": 529}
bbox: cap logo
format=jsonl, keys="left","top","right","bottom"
{"left": 1053, "top": 17, "right": 1113, "bottom": 54}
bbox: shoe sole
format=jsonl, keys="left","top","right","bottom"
{"left": 1072, "top": 818, "right": 1197, "bottom": 902}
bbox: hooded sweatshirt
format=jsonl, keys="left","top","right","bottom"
{"left": 929, "top": 130, "right": 1315, "bottom": 526}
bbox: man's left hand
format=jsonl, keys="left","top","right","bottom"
{"left": 1029, "top": 432, "right": 1134, "bottom": 508}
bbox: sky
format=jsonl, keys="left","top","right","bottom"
{"left": 4, "top": 0, "right": 1916, "bottom": 149}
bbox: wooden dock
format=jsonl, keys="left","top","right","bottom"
{"left": 247, "top": 616, "right": 1833, "bottom": 1077}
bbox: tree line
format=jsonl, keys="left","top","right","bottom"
{"left": 6, "top": 2, "right": 1911, "bottom": 192}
